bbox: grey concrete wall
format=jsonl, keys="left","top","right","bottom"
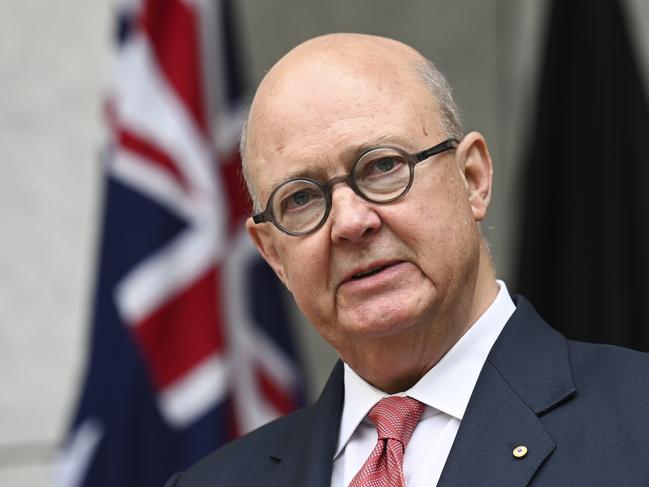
{"left": 0, "top": 1, "right": 110, "bottom": 484}
{"left": 2, "top": 0, "right": 648, "bottom": 484}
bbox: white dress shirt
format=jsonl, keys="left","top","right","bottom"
{"left": 330, "top": 281, "right": 515, "bottom": 487}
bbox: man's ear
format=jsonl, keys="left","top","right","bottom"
{"left": 246, "top": 217, "right": 290, "bottom": 288}
{"left": 455, "top": 131, "right": 494, "bottom": 222}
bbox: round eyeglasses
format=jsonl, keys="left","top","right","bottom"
{"left": 252, "top": 138, "right": 459, "bottom": 236}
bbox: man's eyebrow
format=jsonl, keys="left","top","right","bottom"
{"left": 266, "top": 133, "right": 409, "bottom": 189}
{"left": 342, "top": 134, "right": 410, "bottom": 161}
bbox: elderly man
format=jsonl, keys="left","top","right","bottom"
{"left": 166, "top": 34, "right": 649, "bottom": 486}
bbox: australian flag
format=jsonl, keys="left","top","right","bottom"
{"left": 55, "top": 1, "right": 305, "bottom": 486}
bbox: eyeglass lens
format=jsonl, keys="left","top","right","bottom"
{"left": 272, "top": 147, "right": 412, "bottom": 234}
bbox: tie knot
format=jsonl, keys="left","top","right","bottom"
{"left": 368, "top": 396, "right": 425, "bottom": 446}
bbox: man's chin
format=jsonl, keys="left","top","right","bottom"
{"left": 340, "top": 309, "right": 421, "bottom": 340}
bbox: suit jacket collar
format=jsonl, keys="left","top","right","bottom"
{"left": 486, "top": 295, "right": 576, "bottom": 414}
{"left": 438, "top": 295, "right": 576, "bottom": 486}
{"left": 270, "top": 360, "right": 345, "bottom": 487}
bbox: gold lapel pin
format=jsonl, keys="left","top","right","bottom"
{"left": 513, "top": 445, "right": 528, "bottom": 458}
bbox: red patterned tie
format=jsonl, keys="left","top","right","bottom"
{"left": 348, "top": 396, "right": 425, "bottom": 487}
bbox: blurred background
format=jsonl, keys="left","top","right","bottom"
{"left": 1, "top": 0, "right": 648, "bottom": 485}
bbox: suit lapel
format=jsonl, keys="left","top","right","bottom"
{"left": 439, "top": 296, "right": 576, "bottom": 486}
{"left": 270, "top": 361, "right": 345, "bottom": 487}
{"left": 438, "top": 361, "right": 557, "bottom": 486}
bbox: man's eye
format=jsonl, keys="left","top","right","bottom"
{"left": 374, "top": 158, "right": 397, "bottom": 172}
{"left": 364, "top": 156, "right": 404, "bottom": 177}
{"left": 283, "top": 189, "right": 317, "bottom": 210}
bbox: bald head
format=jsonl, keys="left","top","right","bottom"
{"left": 241, "top": 33, "right": 463, "bottom": 210}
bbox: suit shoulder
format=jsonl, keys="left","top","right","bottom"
{"left": 568, "top": 340, "right": 649, "bottom": 394}
{"left": 167, "top": 406, "right": 312, "bottom": 486}
{"left": 568, "top": 339, "right": 649, "bottom": 371}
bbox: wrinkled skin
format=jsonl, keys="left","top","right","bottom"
{"left": 245, "top": 34, "right": 498, "bottom": 393}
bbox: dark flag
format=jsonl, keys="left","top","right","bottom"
{"left": 516, "top": 0, "right": 649, "bottom": 350}
{"left": 55, "top": 1, "right": 305, "bottom": 485}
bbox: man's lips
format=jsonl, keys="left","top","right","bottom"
{"left": 342, "top": 260, "right": 404, "bottom": 284}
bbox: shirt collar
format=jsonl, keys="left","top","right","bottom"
{"left": 334, "top": 280, "right": 515, "bottom": 458}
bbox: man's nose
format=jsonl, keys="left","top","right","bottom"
{"left": 329, "top": 186, "right": 381, "bottom": 243}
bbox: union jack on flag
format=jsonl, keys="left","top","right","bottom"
{"left": 56, "top": 1, "right": 305, "bottom": 485}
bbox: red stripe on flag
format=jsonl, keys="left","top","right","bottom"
{"left": 133, "top": 266, "right": 225, "bottom": 388}
{"left": 119, "top": 129, "right": 188, "bottom": 190}
{"left": 255, "top": 365, "right": 297, "bottom": 415}
{"left": 140, "top": 0, "right": 208, "bottom": 133}
{"left": 220, "top": 150, "right": 251, "bottom": 234}
{"left": 225, "top": 398, "right": 240, "bottom": 440}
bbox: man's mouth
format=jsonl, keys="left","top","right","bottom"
{"left": 351, "top": 265, "right": 391, "bottom": 280}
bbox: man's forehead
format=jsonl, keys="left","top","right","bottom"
{"left": 262, "top": 132, "right": 418, "bottom": 187}
{"left": 248, "top": 48, "right": 433, "bottom": 147}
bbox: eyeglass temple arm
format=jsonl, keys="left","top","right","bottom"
{"left": 415, "top": 138, "right": 459, "bottom": 162}
{"left": 252, "top": 204, "right": 274, "bottom": 223}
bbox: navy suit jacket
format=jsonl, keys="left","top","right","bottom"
{"left": 165, "top": 296, "right": 649, "bottom": 486}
